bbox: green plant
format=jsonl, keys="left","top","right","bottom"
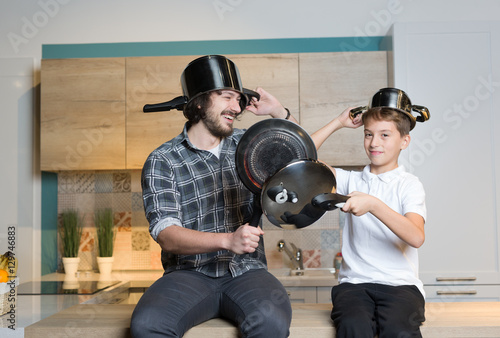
{"left": 60, "top": 209, "right": 83, "bottom": 258}
{"left": 95, "top": 208, "right": 116, "bottom": 257}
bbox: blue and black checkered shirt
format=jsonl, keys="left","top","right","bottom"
{"left": 142, "top": 124, "right": 267, "bottom": 277}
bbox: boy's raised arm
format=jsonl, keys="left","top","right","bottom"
{"left": 311, "top": 107, "right": 363, "bottom": 150}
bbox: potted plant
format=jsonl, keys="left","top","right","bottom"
{"left": 59, "top": 209, "right": 83, "bottom": 278}
{"left": 95, "top": 208, "right": 116, "bottom": 277}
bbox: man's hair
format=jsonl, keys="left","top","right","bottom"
{"left": 183, "top": 90, "right": 243, "bottom": 125}
{"left": 362, "top": 107, "right": 411, "bottom": 136}
{"left": 183, "top": 92, "right": 212, "bottom": 125}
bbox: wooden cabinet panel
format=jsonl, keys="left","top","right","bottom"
{"left": 40, "top": 58, "right": 126, "bottom": 170}
{"left": 231, "top": 53, "right": 300, "bottom": 130}
{"left": 299, "top": 52, "right": 388, "bottom": 166}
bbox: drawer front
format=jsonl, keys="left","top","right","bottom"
{"left": 424, "top": 285, "right": 500, "bottom": 302}
{"left": 285, "top": 286, "right": 316, "bottom": 303}
{"left": 316, "top": 287, "right": 332, "bottom": 304}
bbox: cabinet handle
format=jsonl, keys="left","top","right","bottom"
{"left": 436, "top": 290, "right": 477, "bottom": 295}
{"left": 435, "top": 277, "right": 476, "bottom": 282}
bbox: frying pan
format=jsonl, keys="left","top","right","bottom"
{"left": 350, "top": 87, "right": 430, "bottom": 130}
{"left": 261, "top": 159, "right": 350, "bottom": 229}
{"left": 236, "top": 119, "right": 318, "bottom": 226}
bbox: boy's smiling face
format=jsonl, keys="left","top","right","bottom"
{"left": 363, "top": 118, "right": 411, "bottom": 175}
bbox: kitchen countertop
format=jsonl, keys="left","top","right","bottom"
{"left": 9, "top": 269, "right": 500, "bottom": 338}
{"left": 0, "top": 268, "right": 336, "bottom": 337}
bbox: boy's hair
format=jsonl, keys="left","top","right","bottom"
{"left": 362, "top": 107, "right": 411, "bottom": 136}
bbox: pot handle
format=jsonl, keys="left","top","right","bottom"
{"left": 349, "top": 106, "right": 368, "bottom": 120}
{"left": 311, "top": 193, "right": 350, "bottom": 211}
{"left": 412, "top": 105, "right": 431, "bottom": 123}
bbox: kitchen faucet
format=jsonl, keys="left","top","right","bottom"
{"left": 277, "top": 239, "right": 304, "bottom": 271}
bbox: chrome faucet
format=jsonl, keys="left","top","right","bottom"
{"left": 277, "top": 239, "right": 304, "bottom": 271}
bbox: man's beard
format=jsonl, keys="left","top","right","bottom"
{"left": 203, "top": 110, "right": 234, "bottom": 138}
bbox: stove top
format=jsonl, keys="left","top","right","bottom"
{"left": 17, "top": 280, "right": 120, "bottom": 295}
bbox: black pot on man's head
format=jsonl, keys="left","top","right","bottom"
{"left": 143, "top": 55, "right": 259, "bottom": 113}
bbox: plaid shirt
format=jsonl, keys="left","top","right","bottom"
{"left": 142, "top": 124, "right": 267, "bottom": 277}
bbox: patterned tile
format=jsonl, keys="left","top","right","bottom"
{"left": 300, "top": 229, "right": 322, "bottom": 250}
{"left": 58, "top": 193, "right": 77, "bottom": 212}
{"left": 320, "top": 249, "right": 335, "bottom": 269}
{"left": 80, "top": 229, "right": 95, "bottom": 252}
{"left": 320, "top": 230, "right": 341, "bottom": 253}
{"left": 75, "top": 193, "right": 95, "bottom": 215}
{"left": 113, "top": 251, "right": 131, "bottom": 270}
{"left": 115, "top": 211, "right": 132, "bottom": 232}
{"left": 58, "top": 172, "right": 75, "bottom": 194}
{"left": 113, "top": 172, "right": 131, "bottom": 192}
{"left": 95, "top": 193, "right": 113, "bottom": 209}
{"left": 132, "top": 251, "right": 151, "bottom": 269}
{"left": 303, "top": 249, "right": 321, "bottom": 268}
{"left": 114, "top": 231, "right": 131, "bottom": 252}
{"left": 131, "top": 192, "right": 143, "bottom": 211}
{"left": 95, "top": 172, "right": 113, "bottom": 193}
{"left": 79, "top": 251, "right": 93, "bottom": 271}
{"left": 113, "top": 192, "right": 132, "bottom": 211}
{"left": 74, "top": 173, "right": 95, "bottom": 193}
{"left": 132, "top": 211, "right": 149, "bottom": 228}
{"left": 54, "top": 169, "right": 346, "bottom": 270}
{"left": 150, "top": 251, "right": 162, "bottom": 270}
{"left": 132, "top": 230, "right": 150, "bottom": 251}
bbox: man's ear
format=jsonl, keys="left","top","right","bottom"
{"left": 401, "top": 134, "right": 411, "bottom": 150}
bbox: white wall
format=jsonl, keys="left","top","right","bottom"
{"left": 0, "top": 0, "right": 499, "bottom": 281}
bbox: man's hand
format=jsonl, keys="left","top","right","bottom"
{"left": 245, "top": 87, "right": 289, "bottom": 119}
{"left": 227, "top": 224, "right": 264, "bottom": 254}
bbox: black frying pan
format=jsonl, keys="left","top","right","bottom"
{"left": 236, "top": 119, "right": 317, "bottom": 226}
{"left": 261, "top": 159, "right": 350, "bottom": 229}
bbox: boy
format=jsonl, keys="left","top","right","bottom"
{"left": 311, "top": 105, "right": 427, "bottom": 337}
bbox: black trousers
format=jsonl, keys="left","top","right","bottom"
{"left": 130, "top": 269, "right": 292, "bottom": 338}
{"left": 331, "top": 282, "right": 425, "bottom": 338}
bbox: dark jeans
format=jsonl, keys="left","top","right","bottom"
{"left": 130, "top": 268, "right": 292, "bottom": 338}
{"left": 331, "top": 283, "right": 425, "bottom": 338}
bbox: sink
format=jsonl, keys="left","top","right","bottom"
{"left": 289, "top": 268, "right": 336, "bottom": 277}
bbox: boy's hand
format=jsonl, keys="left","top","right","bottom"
{"left": 338, "top": 107, "right": 363, "bottom": 129}
{"left": 341, "top": 191, "right": 376, "bottom": 216}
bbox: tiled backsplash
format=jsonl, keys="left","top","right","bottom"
{"left": 57, "top": 170, "right": 342, "bottom": 272}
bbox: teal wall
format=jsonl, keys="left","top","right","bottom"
{"left": 41, "top": 171, "right": 58, "bottom": 275}
{"left": 40, "top": 36, "right": 386, "bottom": 275}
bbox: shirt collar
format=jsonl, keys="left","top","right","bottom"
{"left": 362, "top": 165, "right": 406, "bottom": 183}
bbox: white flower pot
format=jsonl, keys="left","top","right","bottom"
{"left": 97, "top": 256, "right": 114, "bottom": 277}
{"left": 62, "top": 257, "right": 80, "bottom": 279}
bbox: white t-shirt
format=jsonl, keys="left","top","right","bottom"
{"left": 335, "top": 165, "right": 427, "bottom": 296}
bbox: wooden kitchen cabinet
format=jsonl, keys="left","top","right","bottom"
{"left": 390, "top": 22, "right": 500, "bottom": 300}
{"left": 40, "top": 58, "right": 126, "bottom": 170}
{"left": 40, "top": 52, "right": 384, "bottom": 170}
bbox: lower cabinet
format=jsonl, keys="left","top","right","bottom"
{"left": 284, "top": 286, "right": 333, "bottom": 304}
{"left": 424, "top": 284, "right": 500, "bottom": 302}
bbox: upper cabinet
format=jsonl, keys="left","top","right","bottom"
{"left": 40, "top": 52, "right": 388, "bottom": 171}
{"left": 40, "top": 58, "right": 126, "bottom": 170}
